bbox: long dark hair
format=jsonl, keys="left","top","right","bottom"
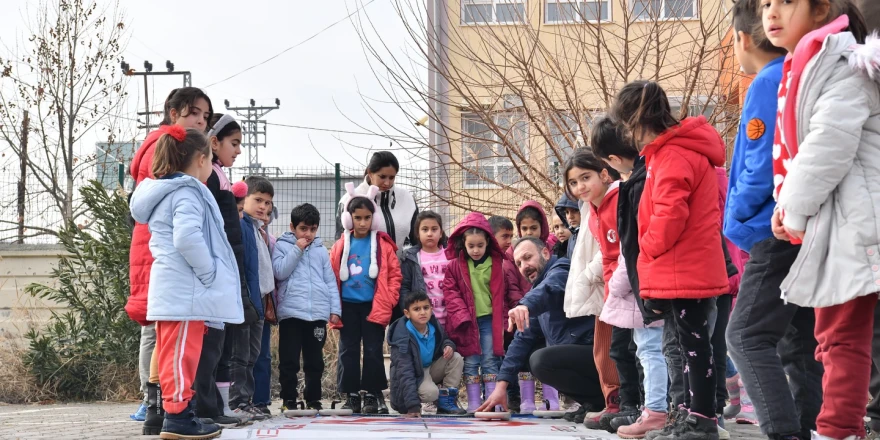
{"left": 454, "top": 227, "right": 490, "bottom": 256}
{"left": 160, "top": 87, "right": 214, "bottom": 126}
{"left": 364, "top": 151, "right": 400, "bottom": 183}
{"left": 414, "top": 210, "right": 448, "bottom": 248}
{"left": 563, "top": 148, "right": 621, "bottom": 201}
{"left": 610, "top": 81, "right": 679, "bottom": 143}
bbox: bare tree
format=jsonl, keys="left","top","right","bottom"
{"left": 0, "top": 0, "right": 128, "bottom": 240}
{"left": 349, "top": 0, "right": 738, "bottom": 220}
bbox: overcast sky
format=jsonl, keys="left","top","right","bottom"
{"left": 0, "top": 0, "right": 427, "bottom": 171}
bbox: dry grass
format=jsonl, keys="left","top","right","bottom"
{"left": 0, "top": 335, "right": 50, "bottom": 404}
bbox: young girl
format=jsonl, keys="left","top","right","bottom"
{"left": 128, "top": 87, "right": 213, "bottom": 434}
{"left": 201, "top": 113, "right": 254, "bottom": 424}
{"left": 330, "top": 183, "right": 402, "bottom": 415}
{"left": 563, "top": 149, "right": 639, "bottom": 431}
{"left": 399, "top": 211, "right": 450, "bottom": 327}
{"left": 442, "top": 212, "right": 523, "bottom": 412}
{"left": 129, "top": 125, "right": 243, "bottom": 440}
{"left": 610, "top": 81, "right": 729, "bottom": 439}
{"left": 762, "top": 2, "right": 876, "bottom": 439}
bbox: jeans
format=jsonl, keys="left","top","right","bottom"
{"left": 634, "top": 326, "right": 668, "bottom": 412}
{"left": 253, "top": 321, "right": 272, "bottom": 406}
{"left": 610, "top": 326, "right": 642, "bottom": 408}
{"left": 463, "top": 316, "right": 501, "bottom": 377}
{"left": 529, "top": 344, "right": 605, "bottom": 409}
{"left": 726, "top": 237, "right": 823, "bottom": 437}
{"left": 193, "top": 327, "right": 225, "bottom": 418}
{"left": 337, "top": 301, "right": 387, "bottom": 393}
{"left": 138, "top": 323, "right": 157, "bottom": 400}
{"left": 228, "top": 319, "right": 265, "bottom": 408}
{"left": 279, "top": 318, "right": 327, "bottom": 403}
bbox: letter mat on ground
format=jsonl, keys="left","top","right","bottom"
{"left": 215, "top": 415, "right": 626, "bottom": 439}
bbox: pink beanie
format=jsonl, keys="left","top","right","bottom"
{"left": 231, "top": 181, "right": 248, "bottom": 199}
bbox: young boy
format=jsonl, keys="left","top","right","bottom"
{"left": 228, "top": 176, "right": 275, "bottom": 421}
{"left": 273, "top": 203, "right": 342, "bottom": 412}
{"left": 724, "top": 1, "right": 822, "bottom": 438}
{"left": 553, "top": 194, "right": 581, "bottom": 259}
{"left": 387, "top": 291, "right": 466, "bottom": 417}
{"left": 488, "top": 215, "right": 515, "bottom": 253}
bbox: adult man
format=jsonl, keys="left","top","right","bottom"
{"left": 477, "top": 237, "right": 604, "bottom": 419}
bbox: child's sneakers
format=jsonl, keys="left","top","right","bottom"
{"left": 654, "top": 411, "right": 719, "bottom": 440}
{"left": 564, "top": 404, "right": 589, "bottom": 423}
{"left": 437, "top": 388, "right": 467, "bottom": 415}
{"left": 306, "top": 401, "right": 323, "bottom": 411}
{"left": 618, "top": 409, "right": 667, "bottom": 439}
{"left": 377, "top": 393, "right": 389, "bottom": 415}
{"left": 608, "top": 406, "right": 643, "bottom": 432}
{"left": 723, "top": 373, "right": 741, "bottom": 419}
{"left": 130, "top": 402, "right": 147, "bottom": 422}
{"left": 342, "top": 393, "right": 362, "bottom": 413}
{"left": 160, "top": 405, "right": 222, "bottom": 440}
{"left": 254, "top": 404, "right": 271, "bottom": 417}
{"left": 362, "top": 393, "right": 380, "bottom": 414}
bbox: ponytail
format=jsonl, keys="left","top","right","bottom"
{"left": 151, "top": 126, "right": 210, "bottom": 178}
{"left": 610, "top": 81, "right": 678, "bottom": 143}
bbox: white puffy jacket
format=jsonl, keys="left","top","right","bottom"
{"left": 564, "top": 203, "right": 605, "bottom": 317}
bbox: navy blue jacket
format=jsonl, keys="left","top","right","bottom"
{"left": 241, "top": 213, "right": 265, "bottom": 319}
{"left": 554, "top": 194, "right": 580, "bottom": 259}
{"left": 724, "top": 57, "right": 784, "bottom": 252}
{"left": 498, "top": 257, "right": 595, "bottom": 383}
{"left": 387, "top": 315, "right": 455, "bottom": 413}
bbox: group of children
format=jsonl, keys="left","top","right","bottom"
{"left": 125, "top": 1, "right": 880, "bottom": 439}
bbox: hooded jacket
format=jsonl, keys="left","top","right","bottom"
{"left": 554, "top": 194, "right": 581, "bottom": 259}
{"left": 387, "top": 315, "right": 456, "bottom": 414}
{"left": 329, "top": 230, "right": 402, "bottom": 327}
{"left": 241, "top": 213, "right": 267, "bottom": 319}
{"left": 126, "top": 129, "right": 164, "bottom": 325}
{"left": 588, "top": 181, "right": 621, "bottom": 300}
{"left": 442, "top": 212, "right": 523, "bottom": 357}
{"left": 564, "top": 203, "right": 605, "bottom": 319}
{"left": 601, "top": 253, "right": 663, "bottom": 329}
{"left": 207, "top": 170, "right": 258, "bottom": 324}
{"left": 273, "top": 233, "right": 342, "bottom": 322}
{"left": 499, "top": 256, "right": 595, "bottom": 383}
{"left": 129, "top": 174, "right": 244, "bottom": 324}
{"left": 337, "top": 177, "right": 419, "bottom": 250}
{"left": 637, "top": 116, "right": 729, "bottom": 299}
{"left": 776, "top": 30, "right": 880, "bottom": 307}
{"left": 507, "top": 200, "right": 558, "bottom": 292}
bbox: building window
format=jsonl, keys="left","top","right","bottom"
{"left": 632, "top": 0, "right": 697, "bottom": 20}
{"left": 462, "top": 0, "right": 527, "bottom": 24}
{"left": 461, "top": 113, "right": 528, "bottom": 187}
{"left": 546, "top": 0, "right": 610, "bottom": 23}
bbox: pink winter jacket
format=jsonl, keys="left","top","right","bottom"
{"left": 600, "top": 253, "right": 664, "bottom": 329}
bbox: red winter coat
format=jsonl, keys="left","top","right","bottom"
{"left": 329, "top": 231, "right": 402, "bottom": 328}
{"left": 588, "top": 181, "right": 621, "bottom": 300}
{"left": 442, "top": 212, "right": 523, "bottom": 357}
{"left": 126, "top": 130, "right": 164, "bottom": 325}
{"left": 637, "top": 116, "right": 729, "bottom": 300}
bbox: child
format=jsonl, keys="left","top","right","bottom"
{"left": 227, "top": 176, "right": 275, "bottom": 420}
{"left": 513, "top": 202, "right": 558, "bottom": 257}
{"left": 589, "top": 119, "right": 670, "bottom": 438}
{"left": 273, "top": 203, "right": 342, "bottom": 412}
{"left": 387, "top": 291, "right": 467, "bottom": 416}
{"left": 554, "top": 194, "right": 581, "bottom": 259}
{"left": 761, "top": 2, "right": 876, "bottom": 439}
{"left": 723, "top": 0, "right": 823, "bottom": 438}
{"left": 399, "top": 211, "right": 450, "bottom": 327}
{"left": 232, "top": 181, "right": 247, "bottom": 218}
{"left": 610, "top": 80, "right": 729, "bottom": 439}
{"left": 330, "top": 183, "right": 402, "bottom": 415}
{"left": 562, "top": 148, "right": 635, "bottom": 431}
{"left": 442, "top": 212, "right": 523, "bottom": 412}
{"left": 550, "top": 213, "right": 571, "bottom": 258}
{"left": 127, "top": 87, "right": 213, "bottom": 434}
{"left": 253, "top": 207, "right": 278, "bottom": 416}
{"left": 488, "top": 216, "right": 515, "bottom": 254}
{"left": 129, "top": 125, "right": 242, "bottom": 439}
{"left": 195, "top": 113, "right": 252, "bottom": 426}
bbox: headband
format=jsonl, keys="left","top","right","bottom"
{"left": 159, "top": 125, "right": 186, "bottom": 142}
{"left": 207, "top": 114, "right": 237, "bottom": 138}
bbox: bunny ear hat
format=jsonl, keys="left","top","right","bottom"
{"left": 338, "top": 182, "right": 383, "bottom": 281}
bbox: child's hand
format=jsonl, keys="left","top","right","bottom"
{"left": 784, "top": 227, "right": 805, "bottom": 241}
{"left": 329, "top": 314, "right": 341, "bottom": 325}
{"left": 443, "top": 346, "right": 453, "bottom": 360}
{"left": 771, "top": 209, "right": 790, "bottom": 241}
{"left": 405, "top": 411, "right": 421, "bottom": 418}
{"left": 296, "top": 237, "right": 311, "bottom": 250}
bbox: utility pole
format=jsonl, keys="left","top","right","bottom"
{"left": 121, "top": 59, "right": 192, "bottom": 138}
{"left": 224, "top": 99, "right": 280, "bottom": 173}
{"left": 17, "top": 111, "right": 29, "bottom": 244}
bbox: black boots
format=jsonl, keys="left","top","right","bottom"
{"left": 160, "top": 402, "right": 221, "bottom": 440}
{"left": 143, "top": 382, "right": 165, "bottom": 436}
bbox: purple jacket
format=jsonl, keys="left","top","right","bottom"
{"left": 600, "top": 253, "right": 663, "bottom": 329}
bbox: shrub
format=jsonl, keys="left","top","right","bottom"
{"left": 23, "top": 181, "right": 140, "bottom": 400}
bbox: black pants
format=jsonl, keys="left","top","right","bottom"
{"left": 279, "top": 318, "right": 328, "bottom": 403}
{"left": 712, "top": 294, "right": 732, "bottom": 413}
{"left": 610, "top": 326, "right": 643, "bottom": 408}
{"left": 529, "top": 344, "right": 605, "bottom": 409}
{"left": 338, "top": 301, "right": 388, "bottom": 394}
{"left": 671, "top": 298, "right": 715, "bottom": 417}
{"left": 194, "top": 327, "right": 225, "bottom": 418}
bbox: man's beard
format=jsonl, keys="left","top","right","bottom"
{"left": 527, "top": 256, "right": 548, "bottom": 285}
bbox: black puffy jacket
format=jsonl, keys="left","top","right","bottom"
{"left": 207, "top": 171, "right": 258, "bottom": 324}
{"left": 387, "top": 315, "right": 455, "bottom": 414}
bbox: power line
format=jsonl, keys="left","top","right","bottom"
{"left": 203, "top": 0, "right": 375, "bottom": 89}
